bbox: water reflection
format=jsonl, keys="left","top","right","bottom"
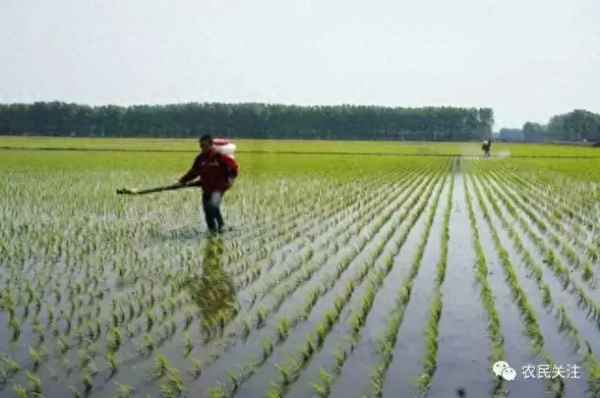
{"left": 184, "top": 236, "right": 238, "bottom": 339}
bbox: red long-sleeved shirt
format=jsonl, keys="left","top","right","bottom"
{"left": 179, "top": 148, "right": 239, "bottom": 192}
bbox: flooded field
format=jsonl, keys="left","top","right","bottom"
{"left": 1, "top": 139, "right": 600, "bottom": 397}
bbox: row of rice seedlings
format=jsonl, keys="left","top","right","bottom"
{"left": 198, "top": 169, "right": 426, "bottom": 342}
{"left": 50, "top": 173, "right": 370, "bottom": 344}
{"left": 63, "top": 168, "right": 428, "bottom": 388}
{"left": 483, "top": 179, "right": 572, "bottom": 282}
{"left": 468, "top": 173, "right": 565, "bottom": 397}
{"left": 71, "top": 170, "right": 430, "bottom": 389}
{"left": 369, "top": 170, "right": 448, "bottom": 397}
{"left": 487, "top": 170, "right": 596, "bottom": 283}
{"left": 198, "top": 170, "right": 445, "bottom": 395}
{"left": 496, "top": 169, "right": 598, "bottom": 264}
{"left": 500, "top": 166, "right": 598, "bottom": 235}
{"left": 471, "top": 173, "right": 600, "bottom": 396}
{"left": 224, "top": 166, "right": 397, "bottom": 251}
{"left": 555, "top": 306, "right": 600, "bottom": 396}
{"left": 219, "top": 168, "right": 417, "bottom": 298}
{"left": 222, "top": 168, "right": 413, "bottom": 279}
{"left": 228, "top": 169, "right": 424, "bottom": 309}
{"left": 0, "top": 162, "right": 428, "bottom": 392}
{"left": 414, "top": 165, "right": 454, "bottom": 394}
{"left": 463, "top": 174, "right": 507, "bottom": 397}
{"left": 218, "top": 170, "right": 446, "bottom": 395}
{"left": 243, "top": 169, "right": 433, "bottom": 330}
{"left": 479, "top": 174, "right": 600, "bottom": 323}
{"left": 245, "top": 168, "right": 427, "bottom": 305}
{"left": 312, "top": 171, "right": 449, "bottom": 398}
{"left": 261, "top": 170, "right": 448, "bottom": 398}
{"left": 495, "top": 173, "right": 598, "bottom": 284}
{"left": 468, "top": 176, "right": 554, "bottom": 307}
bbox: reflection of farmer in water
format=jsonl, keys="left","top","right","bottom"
{"left": 482, "top": 139, "right": 492, "bottom": 158}
{"left": 184, "top": 237, "right": 237, "bottom": 339}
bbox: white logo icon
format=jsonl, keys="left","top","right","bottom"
{"left": 493, "top": 361, "right": 517, "bottom": 381}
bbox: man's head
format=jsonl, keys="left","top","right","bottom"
{"left": 199, "top": 134, "right": 213, "bottom": 153}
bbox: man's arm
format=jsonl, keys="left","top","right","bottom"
{"left": 179, "top": 156, "right": 201, "bottom": 184}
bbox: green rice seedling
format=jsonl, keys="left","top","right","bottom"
{"left": 541, "top": 285, "right": 552, "bottom": 308}
{"left": 265, "top": 387, "right": 282, "bottom": 398}
{"left": 311, "top": 368, "right": 333, "bottom": 398}
{"left": 190, "top": 358, "right": 202, "bottom": 378}
{"left": 184, "top": 310, "right": 194, "bottom": 330}
{"left": 583, "top": 263, "right": 594, "bottom": 282}
{"left": 161, "top": 368, "right": 185, "bottom": 398}
{"left": 114, "top": 382, "right": 134, "bottom": 398}
{"left": 9, "top": 317, "right": 21, "bottom": 341}
{"left": 126, "top": 324, "right": 135, "bottom": 337}
{"left": 1, "top": 355, "right": 21, "bottom": 376}
{"left": 183, "top": 332, "right": 193, "bottom": 356}
{"left": 300, "top": 337, "right": 316, "bottom": 365}
{"left": 142, "top": 334, "right": 155, "bottom": 354}
{"left": 276, "top": 317, "right": 290, "bottom": 341}
{"left": 315, "top": 323, "right": 328, "bottom": 347}
{"left": 275, "top": 363, "right": 291, "bottom": 386}
{"left": 78, "top": 348, "right": 92, "bottom": 368}
{"left": 26, "top": 371, "right": 42, "bottom": 394}
{"left": 47, "top": 307, "right": 55, "bottom": 325}
{"left": 262, "top": 338, "right": 274, "bottom": 360}
{"left": 145, "top": 310, "right": 155, "bottom": 332}
{"left": 226, "top": 370, "right": 240, "bottom": 392}
{"left": 208, "top": 386, "right": 226, "bottom": 398}
{"left": 29, "top": 346, "right": 43, "bottom": 370}
{"left": 13, "top": 384, "right": 28, "bottom": 398}
{"left": 324, "top": 310, "right": 336, "bottom": 329}
{"left": 153, "top": 353, "right": 171, "bottom": 378}
{"left": 82, "top": 370, "right": 93, "bottom": 393}
{"left": 107, "top": 326, "right": 122, "bottom": 352}
{"left": 240, "top": 319, "right": 251, "bottom": 338}
{"left": 256, "top": 306, "right": 268, "bottom": 328}
{"left": 106, "top": 351, "right": 118, "bottom": 374}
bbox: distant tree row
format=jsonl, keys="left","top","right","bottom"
{"left": 498, "top": 109, "right": 600, "bottom": 143}
{"left": 0, "top": 102, "right": 493, "bottom": 141}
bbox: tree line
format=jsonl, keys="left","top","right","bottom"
{"left": 499, "top": 109, "right": 600, "bottom": 143}
{"left": 0, "top": 102, "right": 493, "bottom": 141}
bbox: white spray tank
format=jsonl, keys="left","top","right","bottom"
{"left": 213, "top": 138, "right": 236, "bottom": 159}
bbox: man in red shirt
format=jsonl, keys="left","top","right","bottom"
{"left": 178, "top": 135, "right": 239, "bottom": 234}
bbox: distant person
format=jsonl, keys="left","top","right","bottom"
{"left": 482, "top": 139, "right": 492, "bottom": 158}
{"left": 178, "top": 135, "right": 239, "bottom": 234}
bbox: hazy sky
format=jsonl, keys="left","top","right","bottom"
{"left": 1, "top": 0, "right": 598, "bottom": 129}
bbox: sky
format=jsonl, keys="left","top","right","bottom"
{"left": 1, "top": 0, "right": 598, "bottom": 129}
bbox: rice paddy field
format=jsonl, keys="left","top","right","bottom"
{"left": 1, "top": 137, "right": 600, "bottom": 398}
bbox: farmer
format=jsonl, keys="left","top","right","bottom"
{"left": 482, "top": 139, "right": 492, "bottom": 158}
{"left": 178, "top": 135, "right": 239, "bottom": 234}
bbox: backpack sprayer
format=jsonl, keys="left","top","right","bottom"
{"left": 116, "top": 138, "right": 236, "bottom": 195}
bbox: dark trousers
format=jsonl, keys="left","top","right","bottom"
{"left": 202, "top": 191, "right": 224, "bottom": 232}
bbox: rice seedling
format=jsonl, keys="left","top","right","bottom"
{"left": 107, "top": 326, "right": 122, "bottom": 352}
{"left": 160, "top": 367, "right": 185, "bottom": 398}
{"left": 114, "top": 382, "right": 134, "bottom": 398}
{"left": 26, "top": 371, "right": 42, "bottom": 395}
{"left": 13, "top": 384, "right": 28, "bottom": 398}
{"left": 189, "top": 358, "right": 203, "bottom": 378}
{"left": 153, "top": 353, "right": 172, "bottom": 378}
{"left": 82, "top": 370, "right": 94, "bottom": 393}
{"left": 28, "top": 346, "right": 43, "bottom": 370}
{"left": 311, "top": 368, "right": 333, "bottom": 398}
